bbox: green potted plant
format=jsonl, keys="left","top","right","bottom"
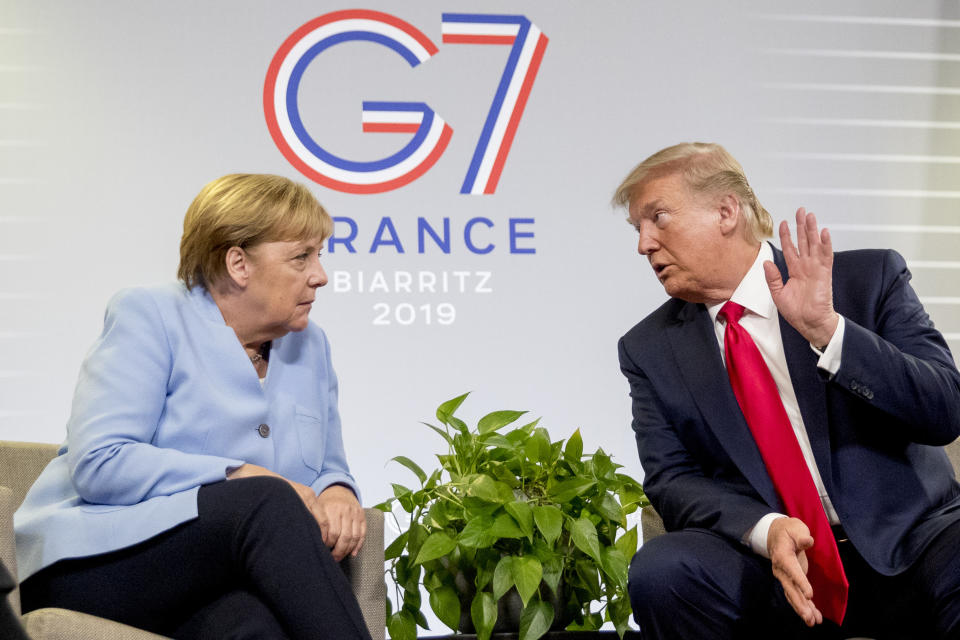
{"left": 376, "top": 393, "right": 649, "bottom": 640}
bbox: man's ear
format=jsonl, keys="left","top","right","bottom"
{"left": 224, "top": 246, "right": 251, "bottom": 288}
{"left": 717, "top": 194, "right": 742, "bottom": 236}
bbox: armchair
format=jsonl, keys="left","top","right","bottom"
{"left": 0, "top": 440, "right": 385, "bottom": 640}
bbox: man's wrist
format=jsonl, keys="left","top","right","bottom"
{"left": 811, "top": 312, "right": 840, "bottom": 350}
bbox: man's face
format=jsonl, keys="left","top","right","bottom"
{"left": 627, "top": 171, "right": 731, "bottom": 304}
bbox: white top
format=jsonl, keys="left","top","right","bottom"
{"left": 706, "top": 242, "right": 845, "bottom": 557}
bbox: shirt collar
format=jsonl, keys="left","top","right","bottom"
{"left": 707, "top": 242, "right": 776, "bottom": 324}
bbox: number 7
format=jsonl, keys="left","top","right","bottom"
{"left": 441, "top": 14, "right": 549, "bottom": 195}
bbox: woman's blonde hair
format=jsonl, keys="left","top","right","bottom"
{"left": 178, "top": 174, "right": 332, "bottom": 289}
{"left": 612, "top": 142, "right": 773, "bottom": 242}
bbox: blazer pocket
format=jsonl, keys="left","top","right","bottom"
{"left": 295, "top": 406, "right": 326, "bottom": 474}
{"left": 79, "top": 503, "right": 127, "bottom": 514}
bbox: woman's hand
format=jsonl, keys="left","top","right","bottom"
{"left": 228, "top": 465, "right": 365, "bottom": 560}
{"left": 311, "top": 484, "right": 366, "bottom": 561}
{"left": 226, "top": 463, "right": 316, "bottom": 506}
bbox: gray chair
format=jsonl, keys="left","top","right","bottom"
{"left": 0, "top": 440, "right": 386, "bottom": 640}
{"left": 639, "top": 438, "right": 960, "bottom": 639}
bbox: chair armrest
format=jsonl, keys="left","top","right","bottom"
{"left": 641, "top": 504, "right": 666, "bottom": 544}
{"left": 0, "top": 486, "right": 20, "bottom": 617}
{"left": 341, "top": 508, "right": 386, "bottom": 640}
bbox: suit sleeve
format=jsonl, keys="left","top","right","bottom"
{"left": 833, "top": 250, "right": 960, "bottom": 445}
{"left": 619, "top": 337, "right": 772, "bottom": 542}
{"left": 66, "top": 289, "right": 245, "bottom": 505}
{"left": 308, "top": 330, "right": 361, "bottom": 502}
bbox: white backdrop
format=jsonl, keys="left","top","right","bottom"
{"left": 3, "top": 0, "right": 959, "bottom": 575}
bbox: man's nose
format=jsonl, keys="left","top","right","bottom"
{"left": 637, "top": 223, "right": 660, "bottom": 255}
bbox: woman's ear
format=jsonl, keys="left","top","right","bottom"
{"left": 224, "top": 246, "right": 250, "bottom": 288}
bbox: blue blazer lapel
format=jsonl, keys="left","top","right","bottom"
{"left": 771, "top": 246, "right": 836, "bottom": 492}
{"left": 666, "top": 301, "right": 781, "bottom": 509}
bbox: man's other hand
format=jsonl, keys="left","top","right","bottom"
{"left": 768, "top": 516, "right": 824, "bottom": 627}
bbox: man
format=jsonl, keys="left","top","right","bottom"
{"left": 615, "top": 142, "right": 960, "bottom": 639}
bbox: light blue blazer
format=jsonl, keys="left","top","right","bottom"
{"left": 15, "top": 283, "right": 359, "bottom": 581}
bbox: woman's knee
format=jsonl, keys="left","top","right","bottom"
{"left": 198, "top": 476, "right": 310, "bottom": 530}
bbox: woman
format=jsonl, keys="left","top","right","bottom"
{"left": 14, "top": 174, "right": 372, "bottom": 639}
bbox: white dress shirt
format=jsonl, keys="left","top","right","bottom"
{"left": 706, "top": 243, "right": 845, "bottom": 557}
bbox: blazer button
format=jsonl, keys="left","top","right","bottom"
{"left": 257, "top": 423, "right": 271, "bottom": 438}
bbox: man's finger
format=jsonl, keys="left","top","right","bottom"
{"left": 795, "top": 208, "right": 809, "bottom": 256}
{"left": 763, "top": 261, "right": 784, "bottom": 296}
{"left": 780, "top": 219, "right": 799, "bottom": 263}
{"left": 780, "top": 581, "right": 816, "bottom": 626}
{"left": 820, "top": 227, "right": 833, "bottom": 259}
{"left": 804, "top": 211, "right": 822, "bottom": 253}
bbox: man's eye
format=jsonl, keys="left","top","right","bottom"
{"left": 654, "top": 211, "right": 670, "bottom": 227}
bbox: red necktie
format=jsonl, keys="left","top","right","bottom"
{"left": 719, "top": 301, "right": 848, "bottom": 624}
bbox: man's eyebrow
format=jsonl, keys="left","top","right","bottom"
{"left": 631, "top": 198, "right": 667, "bottom": 218}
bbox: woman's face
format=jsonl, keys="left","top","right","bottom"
{"left": 242, "top": 235, "right": 327, "bottom": 337}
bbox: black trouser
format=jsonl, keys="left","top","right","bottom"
{"left": 628, "top": 518, "right": 960, "bottom": 640}
{"left": 21, "top": 476, "right": 373, "bottom": 640}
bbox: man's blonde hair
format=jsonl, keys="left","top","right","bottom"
{"left": 178, "top": 174, "right": 332, "bottom": 289}
{"left": 613, "top": 142, "right": 773, "bottom": 242}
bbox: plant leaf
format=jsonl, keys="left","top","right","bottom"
{"left": 600, "top": 547, "right": 629, "bottom": 592}
{"left": 492, "top": 556, "right": 515, "bottom": 600}
{"left": 372, "top": 499, "right": 393, "bottom": 512}
{"left": 489, "top": 512, "right": 525, "bottom": 538}
{"left": 414, "top": 531, "right": 458, "bottom": 565}
{"left": 449, "top": 416, "right": 470, "bottom": 435}
{"left": 549, "top": 477, "right": 596, "bottom": 503}
{"left": 471, "top": 591, "right": 497, "bottom": 640}
{"left": 391, "top": 455, "right": 427, "bottom": 485}
{"left": 524, "top": 429, "right": 551, "bottom": 464}
{"left": 608, "top": 595, "right": 633, "bottom": 638}
{"left": 564, "top": 428, "right": 583, "bottom": 463}
{"left": 615, "top": 525, "right": 638, "bottom": 560}
{"left": 519, "top": 596, "right": 553, "bottom": 640}
{"left": 478, "top": 409, "right": 527, "bottom": 434}
{"left": 465, "top": 474, "right": 501, "bottom": 503}
{"left": 541, "top": 555, "right": 562, "bottom": 594}
{"left": 596, "top": 492, "right": 625, "bottom": 524}
{"left": 459, "top": 513, "right": 496, "bottom": 548}
{"left": 505, "top": 501, "right": 535, "bottom": 540}
{"left": 532, "top": 505, "right": 563, "bottom": 546}
{"left": 387, "top": 610, "right": 417, "bottom": 640}
{"left": 571, "top": 517, "right": 602, "bottom": 564}
{"left": 428, "top": 584, "right": 461, "bottom": 632}
{"left": 436, "top": 392, "right": 470, "bottom": 425}
{"left": 512, "top": 556, "right": 543, "bottom": 606}
{"left": 407, "top": 604, "right": 429, "bottom": 630}
{"left": 422, "top": 422, "right": 454, "bottom": 446}
{"left": 384, "top": 531, "right": 409, "bottom": 561}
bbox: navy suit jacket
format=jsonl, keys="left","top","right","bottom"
{"left": 619, "top": 245, "right": 960, "bottom": 575}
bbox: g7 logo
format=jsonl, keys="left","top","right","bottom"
{"left": 263, "top": 10, "right": 548, "bottom": 194}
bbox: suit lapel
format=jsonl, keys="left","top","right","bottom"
{"left": 772, "top": 247, "right": 835, "bottom": 491}
{"left": 666, "top": 301, "right": 781, "bottom": 509}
